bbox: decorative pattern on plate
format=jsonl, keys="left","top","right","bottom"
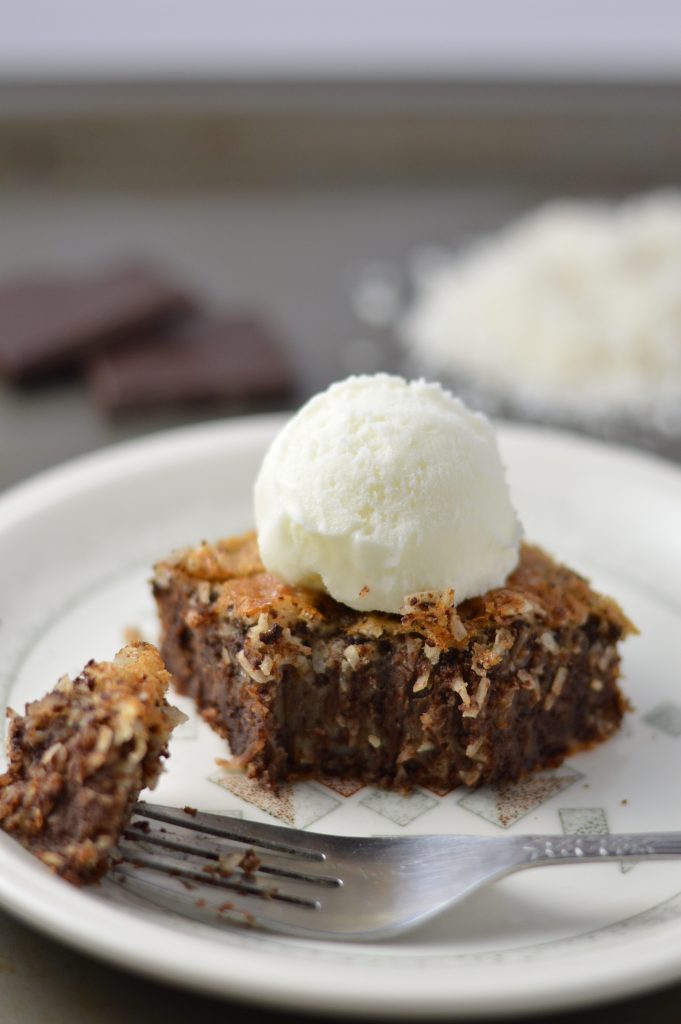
{"left": 559, "top": 806, "right": 609, "bottom": 836}
{"left": 458, "top": 767, "right": 583, "bottom": 828}
{"left": 359, "top": 787, "right": 438, "bottom": 826}
{"left": 209, "top": 772, "right": 340, "bottom": 828}
{"left": 643, "top": 702, "right": 681, "bottom": 737}
{"left": 559, "top": 805, "right": 638, "bottom": 873}
{"left": 319, "top": 777, "right": 364, "bottom": 797}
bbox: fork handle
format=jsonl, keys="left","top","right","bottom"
{"left": 519, "top": 832, "right": 681, "bottom": 865}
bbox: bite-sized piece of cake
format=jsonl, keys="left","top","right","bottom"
{"left": 153, "top": 533, "right": 635, "bottom": 793}
{"left": 0, "top": 643, "right": 185, "bottom": 884}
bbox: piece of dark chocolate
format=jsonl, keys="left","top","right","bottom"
{"left": 86, "top": 315, "right": 293, "bottom": 411}
{"left": 0, "top": 268, "right": 195, "bottom": 381}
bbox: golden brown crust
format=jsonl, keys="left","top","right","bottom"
{"left": 0, "top": 643, "right": 186, "bottom": 884}
{"left": 156, "top": 532, "right": 636, "bottom": 649}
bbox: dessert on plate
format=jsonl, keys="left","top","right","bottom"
{"left": 153, "top": 375, "right": 635, "bottom": 792}
{"left": 0, "top": 643, "right": 185, "bottom": 883}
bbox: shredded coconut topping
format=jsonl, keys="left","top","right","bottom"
{"left": 402, "top": 192, "right": 681, "bottom": 431}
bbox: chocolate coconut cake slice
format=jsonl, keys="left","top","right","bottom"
{"left": 153, "top": 532, "right": 634, "bottom": 793}
{"left": 0, "top": 643, "right": 185, "bottom": 883}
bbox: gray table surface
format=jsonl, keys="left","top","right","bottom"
{"left": 1, "top": 182, "right": 681, "bottom": 1023}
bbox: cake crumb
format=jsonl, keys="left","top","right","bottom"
{"left": 239, "top": 848, "right": 261, "bottom": 876}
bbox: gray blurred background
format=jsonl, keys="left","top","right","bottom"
{"left": 2, "top": 0, "right": 681, "bottom": 490}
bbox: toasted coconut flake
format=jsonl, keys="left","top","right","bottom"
{"left": 55, "top": 675, "right": 73, "bottom": 694}
{"left": 217, "top": 852, "right": 243, "bottom": 875}
{"left": 152, "top": 566, "right": 173, "bottom": 590}
{"left": 246, "top": 612, "right": 274, "bottom": 649}
{"left": 236, "top": 650, "right": 270, "bottom": 684}
{"left": 465, "top": 737, "right": 486, "bottom": 760}
{"left": 112, "top": 700, "right": 139, "bottom": 745}
{"left": 552, "top": 666, "right": 568, "bottom": 696}
{"left": 488, "top": 590, "right": 547, "bottom": 623}
{"left": 518, "top": 669, "right": 541, "bottom": 700}
{"left": 472, "top": 628, "right": 515, "bottom": 674}
{"left": 367, "top": 734, "right": 382, "bottom": 749}
{"left": 459, "top": 766, "right": 483, "bottom": 787}
{"left": 193, "top": 581, "right": 212, "bottom": 606}
{"left": 540, "top": 631, "right": 559, "bottom": 654}
{"left": 423, "top": 642, "right": 441, "bottom": 665}
{"left": 184, "top": 609, "right": 202, "bottom": 629}
{"left": 95, "top": 726, "right": 114, "bottom": 755}
{"left": 400, "top": 588, "right": 467, "bottom": 648}
{"left": 544, "top": 666, "right": 568, "bottom": 710}
{"left": 451, "top": 675, "right": 470, "bottom": 706}
{"left": 475, "top": 675, "right": 491, "bottom": 708}
{"left": 412, "top": 670, "right": 431, "bottom": 694}
{"left": 355, "top": 617, "right": 384, "bottom": 639}
{"left": 214, "top": 756, "right": 247, "bottom": 774}
{"left": 39, "top": 851, "right": 65, "bottom": 868}
{"left": 343, "top": 645, "right": 361, "bottom": 670}
{"left": 598, "top": 647, "right": 616, "bottom": 672}
{"left": 590, "top": 678, "right": 604, "bottom": 692}
{"left": 40, "top": 742, "right": 68, "bottom": 769}
{"left": 462, "top": 675, "right": 491, "bottom": 719}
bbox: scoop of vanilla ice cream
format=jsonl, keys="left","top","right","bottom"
{"left": 254, "top": 374, "right": 522, "bottom": 613}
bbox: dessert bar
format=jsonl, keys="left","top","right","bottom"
{"left": 154, "top": 533, "right": 633, "bottom": 792}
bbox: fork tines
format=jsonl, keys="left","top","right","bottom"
{"left": 112, "top": 802, "right": 339, "bottom": 930}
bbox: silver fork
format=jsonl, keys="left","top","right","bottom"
{"left": 112, "top": 801, "right": 681, "bottom": 942}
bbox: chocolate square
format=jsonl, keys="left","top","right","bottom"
{"left": 86, "top": 314, "right": 293, "bottom": 411}
{"left": 0, "top": 268, "right": 195, "bottom": 381}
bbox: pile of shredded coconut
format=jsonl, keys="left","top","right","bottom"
{"left": 401, "top": 193, "right": 681, "bottom": 434}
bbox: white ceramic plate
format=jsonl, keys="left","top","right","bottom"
{"left": 1, "top": 416, "right": 681, "bottom": 1019}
